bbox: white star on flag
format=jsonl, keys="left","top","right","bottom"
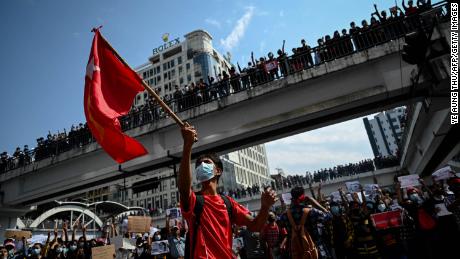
{"left": 86, "top": 57, "right": 100, "bottom": 80}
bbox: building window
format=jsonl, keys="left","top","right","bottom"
{"left": 149, "top": 69, "right": 153, "bottom": 77}
{"left": 170, "top": 60, "right": 175, "bottom": 67}
{"left": 163, "top": 63, "right": 167, "bottom": 71}
{"left": 186, "top": 63, "right": 191, "bottom": 70}
{"left": 180, "top": 77, "right": 184, "bottom": 84}
{"left": 171, "top": 69, "right": 176, "bottom": 78}
{"left": 187, "top": 74, "right": 192, "bottom": 82}
{"left": 178, "top": 56, "right": 182, "bottom": 64}
{"left": 143, "top": 72, "right": 147, "bottom": 79}
{"left": 179, "top": 66, "right": 183, "bottom": 75}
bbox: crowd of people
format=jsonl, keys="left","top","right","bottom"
{"left": 0, "top": 124, "right": 93, "bottom": 174}
{"left": 119, "top": 0, "right": 445, "bottom": 131}
{"left": 4, "top": 166, "right": 459, "bottom": 259}
{"left": 221, "top": 155, "right": 400, "bottom": 201}
{"left": 1, "top": 0, "right": 445, "bottom": 174}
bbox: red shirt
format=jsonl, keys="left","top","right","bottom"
{"left": 181, "top": 191, "right": 250, "bottom": 259}
{"left": 261, "top": 223, "right": 287, "bottom": 248}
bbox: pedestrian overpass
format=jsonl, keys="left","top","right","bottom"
{"left": 0, "top": 10, "right": 454, "bottom": 233}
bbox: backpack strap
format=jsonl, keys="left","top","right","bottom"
{"left": 220, "top": 194, "right": 233, "bottom": 222}
{"left": 189, "top": 194, "right": 205, "bottom": 259}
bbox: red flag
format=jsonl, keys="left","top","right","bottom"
{"left": 84, "top": 29, "right": 148, "bottom": 163}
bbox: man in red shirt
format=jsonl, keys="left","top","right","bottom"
{"left": 261, "top": 212, "right": 286, "bottom": 259}
{"left": 179, "top": 123, "right": 277, "bottom": 259}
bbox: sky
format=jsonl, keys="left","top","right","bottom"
{"left": 0, "top": 0, "right": 406, "bottom": 175}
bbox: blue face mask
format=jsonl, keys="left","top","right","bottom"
{"left": 195, "top": 162, "right": 215, "bottom": 183}
{"left": 32, "top": 248, "right": 41, "bottom": 255}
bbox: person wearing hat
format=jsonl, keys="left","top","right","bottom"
{"left": 168, "top": 225, "right": 185, "bottom": 259}
{"left": 179, "top": 124, "right": 277, "bottom": 259}
{"left": 3, "top": 239, "right": 15, "bottom": 259}
{"left": 133, "top": 236, "right": 150, "bottom": 259}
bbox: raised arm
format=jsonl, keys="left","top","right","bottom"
{"left": 308, "top": 182, "right": 316, "bottom": 200}
{"left": 307, "top": 195, "right": 329, "bottom": 213}
{"left": 42, "top": 232, "right": 51, "bottom": 258}
{"left": 419, "top": 179, "right": 433, "bottom": 198}
{"left": 373, "top": 4, "right": 383, "bottom": 20}
{"left": 63, "top": 223, "right": 69, "bottom": 242}
{"left": 82, "top": 225, "right": 87, "bottom": 242}
{"left": 165, "top": 215, "right": 171, "bottom": 235}
{"left": 178, "top": 123, "right": 197, "bottom": 211}
{"left": 237, "top": 62, "right": 242, "bottom": 73}
{"left": 71, "top": 226, "right": 76, "bottom": 242}
{"left": 402, "top": 0, "right": 408, "bottom": 11}
{"left": 241, "top": 188, "right": 277, "bottom": 232}
{"left": 359, "top": 185, "right": 368, "bottom": 213}
{"left": 317, "top": 182, "right": 323, "bottom": 203}
{"left": 339, "top": 187, "right": 350, "bottom": 213}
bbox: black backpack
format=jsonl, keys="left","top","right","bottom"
{"left": 184, "top": 194, "right": 233, "bottom": 259}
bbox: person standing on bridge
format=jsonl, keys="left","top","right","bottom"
{"left": 178, "top": 123, "right": 277, "bottom": 259}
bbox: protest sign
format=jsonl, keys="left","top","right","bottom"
{"left": 112, "top": 236, "right": 135, "bottom": 250}
{"left": 330, "top": 191, "right": 342, "bottom": 202}
{"left": 370, "top": 210, "right": 403, "bottom": 230}
{"left": 264, "top": 60, "right": 278, "bottom": 71}
{"left": 364, "top": 184, "right": 380, "bottom": 194}
{"left": 4, "top": 230, "right": 32, "bottom": 239}
{"left": 91, "top": 245, "right": 115, "bottom": 259}
{"left": 127, "top": 216, "right": 151, "bottom": 233}
{"left": 166, "top": 208, "right": 181, "bottom": 219}
{"left": 232, "top": 237, "right": 244, "bottom": 250}
{"left": 398, "top": 175, "right": 420, "bottom": 188}
{"left": 281, "top": 193, "right": 292, "bottom": 205}
{"left": 432, "top": 166, "right": 453, "bottom": 181}
{"left": 435, "top": 203, "right": 453, "bottom": 217}
{"left": 151, "top": 240, "right": 169, "bottom": 255}
{"left": 346, "top": 181, "right": 361, "bottom": 193}
{"left": 28, "top": 234, "right": 48, "bottom": 245}
{"left": 364, "top": 184, "right": 380, "bottom": 199}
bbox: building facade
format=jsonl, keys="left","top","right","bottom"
{"left": 133, "top": 29, "right": 232, "bottom": 107}
{"left": 363, "top": 107, "right": 406, "bottom": 157}
{"left": 67, "top": 30, "right": 271, "bottom": 213}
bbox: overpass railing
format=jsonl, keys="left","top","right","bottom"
{"left": 0, "top": 1, "right": 449, "bottom": 174}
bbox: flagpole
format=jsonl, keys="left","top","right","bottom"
{"left": 99, "top": 33, "right": 185, "bottom": 128}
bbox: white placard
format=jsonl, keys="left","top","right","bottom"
{"left": 151, "top": 240, "right": 169, "bottom": 255}
{"left": 435, "top": 203, "right": 453, "bottom": 217}
{"left": 166, "top": 208, "right": 181, "bottom": 219}
{"left": 330, "top": 191, "right": 342, "bottom": 202}
{"left": 398, "top": 175, "right": 420, "bottom": 188}
{"left": 232, "top": 237, "right": 244, "bottom": 250}
{"left": 112, "top": 236, "right": 135, "bottom": 250}
{"left": 432, "top": 166, "right": 454, "bottom": 181}
{"left": 364, "top": 184, "right": 379, "bottom": 194}
{"left": 346, "top": 181, "right": 361, "bottom": 193}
